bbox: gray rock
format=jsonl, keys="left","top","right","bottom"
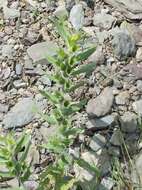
{"left": 38, "top": 75, "right": 51, "bottom": 86}
{"left": 2, "top": 45, "right": 13, "bottom": 58}
{"left": 3, "top": 98, "right": 37, "bottom": 128}
{"left": 0, "top": 103, "right": 9, "bottom": 113}
{"left": 110, "top": 129, "right": 122, "bottom": 146}
{"left": 3, "top": 6, "right": 20, "bottom": 19}
{"left": 120, "top": 112, "right": 138, "bottom": 133}
{"left": 27, "top": 41, "right": 58, "bottom": 64}
{"left": 131, "top": 151, "right": 142, "bottom": 185}
{"left": 88, "top": 46, "right": 105, "bottom": 65}
{"left": 112, "top": 31, "right": 136, "bottom": 60}
{"left": 26, "top": 30, "right": 38, "bottom": 44}
{"left": 115, "top": 91, "right": 130, "bottom": 105}
{"left": 98, "top": 177, "right": 114, "bottom": 190}
{"left": 136, "top": 47, "right": 142, "bottom": 62}
{"left": 133, "top": 99, "right": 142, "bottom": 116}
{"left": 54, "top": 5, "right": 68, "bottom": 19}
{"left": 93, "top": 13, "right": 116, "bottom": 30}
{"left": 87, "top": 87, "right": 114, "bottom": 117}
{"left": 103, "top": 0, "right": 142, "bottom": 20}
{"left": 137, "top": 80, "right": 142, "bottom": 92}
{"left": 69, "top": 4, "right": 84, "bottom": 31}
{"left": 13, "top": 80, "right": 27, "bottom": 89}
{"left": 86, "top": 115, "right": 116, "bottom": 129}
{"left": 89, "top": 134, "right": 106, "bottom": 152}
{"left": 15, "top": 64, "right": 23, "bottom": 75}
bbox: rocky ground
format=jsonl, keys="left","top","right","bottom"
{"left": 0, "top": 0, "right": 142, "bottom": 189}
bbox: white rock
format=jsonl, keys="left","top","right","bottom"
{"left": 69, "top": 4, "right": 84, "bottom": 30}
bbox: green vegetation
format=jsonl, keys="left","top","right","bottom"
{"left": 0, "top": 19, "right": 96, "bottom": 190}
{"left": 38, "top": 18, "right": 96, "bottom": 190}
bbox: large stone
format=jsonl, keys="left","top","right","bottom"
{"left": 112, "top": 31, "right": 136, "bottom": 60}
{"left": 120, "top": 112, "right": 138, "bottom": 133}
{"left": 87, "top": 87, "right": 114, "bottom": 117}
{"left": 103, "top": 0, "right": 142, "bottom": 20}
{"left": 93, "top": 13, "right": 116, "bottom": 30}
{"left": 2, "top": 97, "right": 44, "bottom": 128}
{"left": 133, "top": 99, "right": 142, "bottom": 116}
{"left": 69, "top": 4, "right": 84, "bottom": 31}
{"left": 27, "top": 41, "right": 58, "bottom": 64}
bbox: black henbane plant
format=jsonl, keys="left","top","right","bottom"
{"left": 0, "top": 132, "right": 31, "bottom": 187}
{"left": 38, "top": 19, "right": 96, "bottom": 190}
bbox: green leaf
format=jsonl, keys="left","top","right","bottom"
{"left": 71, "top": 62, "right": 96, "bottom": 76}
{"left": 60, "top": 178, "right": 77, "bottom": 190}
{"left": 54, "top": 19, "right": 70, "bottom": 45}
{"left": 19, "top": 138, "right": 31, "bottom": 163}
{"left": 76, "top": 46, "right": 96, "bottom": 61}
{"left": 14, "top": 134, "right": 26, "bottom": 155}
{"left": 40, "top": 113, "right": 58, "bottom": 125}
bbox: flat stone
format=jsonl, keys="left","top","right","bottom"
{"left": 86, "top": 115, "right": 116, "bottom": 129}
{"left": 93, "top": 13, "right": 116, "bottom": 30}
{"left": 137, "top": 80, "right": 142, "bottom": 92}
{"left": 89, "top": 134, "right": 106, "bottom": 152}
{"left": 3, "top": 6, "right": 20, "bottom": 19}
{"left": 69, "top": 4, "right": 84, "bottom": 31}
{"left": 103, "top": 0, "right": 142, "bottom": 20}
{"left": 2, "top": 98, "right": 39, "bottom": 128}
{"left": 2, "top": 45, "right": 13, "bottom": 58}
{"left": 27, "top": 41, "right": 58, "bottom": 64}
{"left": 115, "top": 91, "right": 130, "bottom": 105}
{"left": 87, "top": 87, "right": 114, "bottom": 117}
{"left": 133, "top": 99, "right": 142, "bottom": 116}
{"left": 120, "top": 111, "right": 138, "bottom": 133}
{"left": 112, "top": 31, "right": 136, "bottom": 60}
{"left": 13, "top": 80, "right": 27, "bottom": 89}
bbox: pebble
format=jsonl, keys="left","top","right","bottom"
{"left": 15, "top": 64, "right": 23, "bottom": 75}
{"left": 87, "top": 87, "right": 114, "bottom": 117}
{"left": 93, "top": 13, "right": 116, "bottom": 30}
{"left": 120, "top": 111, "right": 138, "bottom": 133}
